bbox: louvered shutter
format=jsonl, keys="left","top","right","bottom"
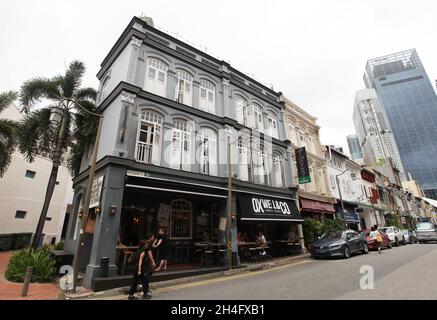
{"left": 171, "top": 129, "right": 182, "bottom": 169}
{"left": 151, "top": 123, "right": 162, "bottom": 165}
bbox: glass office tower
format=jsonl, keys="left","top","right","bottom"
{"left": 347, "top": 134, "right": 364, "bottom": 164}
{"left": 364, "top": 49, "right": 437, "bottom": 199}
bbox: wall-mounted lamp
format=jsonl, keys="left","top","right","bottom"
{"left": 110, "top": 204, "right": 117, "bottom": 215}
{"left": 95, "top": 206, "right": 102, "bottom": 215}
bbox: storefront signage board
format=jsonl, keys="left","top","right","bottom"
{"left": 89, "top": 175, "right": 104, "bottom": 209}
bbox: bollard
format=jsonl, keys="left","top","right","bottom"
{"left": 21, "top": 266, "right": 33, "bottom": 297}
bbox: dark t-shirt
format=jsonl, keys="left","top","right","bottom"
{"left": 136, "top": 241, "right": 152, "bottom": 273}
{"left": 157, "top": 234, "right": 168, "bottom": 249}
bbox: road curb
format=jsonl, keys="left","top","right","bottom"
{"left": 65, "top": 253, "right": 310, "bottom": 300}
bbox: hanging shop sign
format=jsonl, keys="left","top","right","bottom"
{"left": 295, "top": 147, "right": 311, "bottom": 184}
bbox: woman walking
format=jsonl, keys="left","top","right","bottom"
{"left": 370, "top": 226, "right": 383, "bottom": 254}
{"left": 153, "top": 227, "right": 169, "bottom": 272}
{"left": 128, "top": 235, "right": 156, "bottom": 300}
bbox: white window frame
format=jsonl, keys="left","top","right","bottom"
{"left": 135, "top": 110, "right": 163, "bottom": 165}
{"left": 175, "top": 69, "right": 193, "bottom": 106}
{"left": 298, "top": 129, "right": 306, "bottom": 148}
{"left": 199, "top": 128, "right": 218, "bottom": 176}
{"left": 266, "top": 111, "right": 278, "bottom": 139}
{"left": 145, "top": 57, "right": 168, "bottom": 97}
{"left": 273, "top": 151, "right": 285, "bottom": 188}
{"left": 199, "top": 79, "right": 215, "bottom": 114}
{"left": 235, "top": 95, "right": 248, "bottom": 126}
{"left": 171, "top": 119, "right": 193, "bottom": 171}
{"left": 253, "top": 103, "right": 264, "bottom": 132}
{"left": 288, "top": 121, "right": 297, "bottom": 144}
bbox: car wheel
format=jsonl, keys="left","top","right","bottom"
{"left": 388, "top": 241, "right": 392, "bottom": 249}
{"left": 362, "top": 243, "right": 369, "bottom": 254}
{"left": 343, "top": 246, "right": 351, "bottom": 259}
{"left": 395, "top": 239, "right": 399, "bottom": 247}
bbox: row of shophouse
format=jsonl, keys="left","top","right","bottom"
{"left": 55, "top": 16, "right": 437, "bottom": 289}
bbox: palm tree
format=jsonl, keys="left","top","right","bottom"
{"left": 18, "top": 60, "right": 98, "bottom": 248}
{"left": 0, "top": 91, "right": 18, "bottom": 177}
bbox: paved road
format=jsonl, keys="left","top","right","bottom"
{"left": 104, "top": 243, "right": 437, "bottom": 300}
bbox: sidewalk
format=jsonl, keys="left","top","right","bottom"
{"left": 0, "top": 251, "right": 62, "bottom": 300}
{"left": 67, "top": 253, "right": 310, "bottom": 300}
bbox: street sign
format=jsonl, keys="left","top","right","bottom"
{"left": 295, "top": 147, "right": 311, "bottom": 184}
{"left": 89, "top": 175, "right": 104, "bottom": 209}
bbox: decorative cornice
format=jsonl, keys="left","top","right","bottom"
{"left": 121, "top": 90, "right": 136, "bottom": 104}
{"left": 130, "top": 36, "right": 143, "bottom": 48}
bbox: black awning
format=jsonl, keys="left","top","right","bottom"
{"left": 238, "top": 194, "right": 303, "bottom": 222}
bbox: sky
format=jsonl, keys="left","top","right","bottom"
{"left": 1, "top": 0, "right": 436, "bottom": 153}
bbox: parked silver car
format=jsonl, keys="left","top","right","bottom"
{"left": 416, "top": 222, "right": 437, "bottom": 243}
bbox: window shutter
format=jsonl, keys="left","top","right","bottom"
{"left": 200, "top": 88, "right": 208, "bottom": 112}
{"left": 238, "top": 141, "right": 248, "bottom": 181}
{"left": 184, "top": 82, "right": 193, "bottom": 106}
{"left": 175, "top": 78, "right": 181, "bottom": 101}
{"left": 182, "top": 131, "right": 192, "bottom": 171}
{"left": 151, "top": 123, "right": 162, "bottom": 165}
{"left": 171, "top": 129, "right": 182, "bottom": 169}
{"left": 235, "top": 100, "right": 244, "bottom": 124}
{"left": 247, "top": 105, "right": 255, "bottom": 128}
{"left": 209, "top": 134, "right": 217, "bottom": 176}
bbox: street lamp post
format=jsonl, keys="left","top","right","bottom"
{"left": 227, "top": 137, "right": 232, "bottom": 270}
{"left": 335, "top": 169, "right": 349, "bottom": 229}
{"left": 65, "top": 99, "right": 104, "bottom": 292}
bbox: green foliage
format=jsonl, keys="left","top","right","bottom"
{"left": 17, "top": 60, "right": 97, "bottom": 177}
{"left": 303, "top": 218, "right": 345, "bottom": 245}
{"left": 384, "top": 214, "right": 403, "bottom": 229}
{"left": 321, "top": 218, "right": 344, "bottom": 235}
{"left": 0, "top": 91, "right": 19, "bottom": 177}
{"left": 302, "top": 218, "right": 323, "bottom": 244}
{"left": 5, "top": 248, "right": 56, "bottom": 283}
{"left": 54, "top": 241, "right": 64, "bottom": 250}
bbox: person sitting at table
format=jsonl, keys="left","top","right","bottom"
{"left": 256, "top": 231, "right": 267, "bottom": 256}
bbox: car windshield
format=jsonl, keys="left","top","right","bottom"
{"left": 380, "top": 227, "right": 393, "bottom": 233}
{"left": 321, "top": 231, "right": 345, "bottom": 240}
{"left": 416, "top": 223, "right": 435, "bottom": 230}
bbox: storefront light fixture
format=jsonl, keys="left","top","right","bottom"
{"left": 95, "top": 206, "right": 102, "bottom": 215}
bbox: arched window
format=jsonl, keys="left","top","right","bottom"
{"left": 273, "top": 151, "right": 285, "bottom": 188}
{"left": 298, "top": 128, "right": 306, "bottom": 148}
{"left": 287, "top": 120, "right": 297, "bottom": 145}
{"left": 255, "top": 145, "right": 269, "bottom": 185}
{"left": 199, "top": 128, "right": 217, "bottom": 176}
{"left": 199, "top": 79, "right": 215, "bottom": 114}
{"left": 145, "top": 57, "right": 168, "bottom": 96}
{"left": 238, "top": 136, "right": 253, "bottom": 182}
{"left": 266, "top": 111, "right": 278, "bottom": 138}
{"left": 170, "top": 199, "right": 192, "bottom": 239}
{"left": 307, "top": 133, "right": 317, "bottom": 154}
{"left": 135, "top": 110, "right": 163, "bottom": 165}
{"left": 250, "top": 103, "right": 264, "bottom": 131}
{"left": 235, "top": 95, "right": 248, "bottom": 126}
{"left": 171, "top": 118, "right": 193, "bottom": 171}
{"left": 175, "top": 69, "right": 193, "bottom": 106}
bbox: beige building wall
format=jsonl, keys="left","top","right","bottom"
{"left": 0, "top": 104, "right": 73, "bottom": 244}
{"left": 282, "top": 96, "right": 334, "bottom": 204}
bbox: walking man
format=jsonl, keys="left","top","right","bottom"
{"left": 128, "top": 234, "right": 156, "bottom": 300}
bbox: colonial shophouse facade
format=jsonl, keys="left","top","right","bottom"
{"left": 64, "top": 17, "right": 302, "bottom": 289}
{"left": 282, "top": 97, "right": 337, "bottom": 221}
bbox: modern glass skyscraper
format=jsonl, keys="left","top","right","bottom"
{"left": 346, "top": 134, "right": 364, "bottom": 164}
{"left": 364, "top": 49, "right": 437, "bottom": 199}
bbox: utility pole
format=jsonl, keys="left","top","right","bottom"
{"left": 72, "top": 110, "right": 104, "bottom": 292}
{"left": 335, "top": 169, "right": 349, "bottom": 230}
{"left": 227, "top": 136, "right": 232, "bottom": 270}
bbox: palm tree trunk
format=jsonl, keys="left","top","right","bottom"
{"left": 30, "top": 108, "right": 68, "bottom": 248}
